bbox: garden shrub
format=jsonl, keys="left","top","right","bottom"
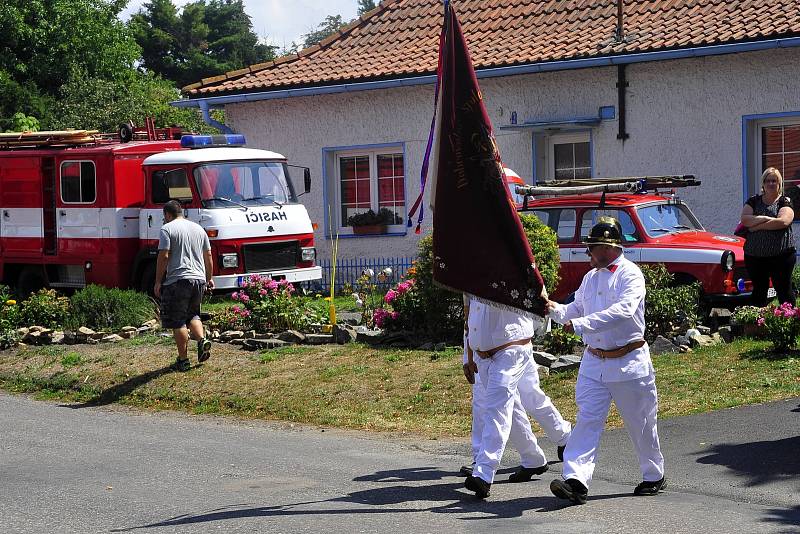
{"left": 66, "top": 285, "right": 156, "bottom": 331}
{"left": 542, "top": 324, "right": 582, "bottom": 355}
{"left": 374, "top": 221, "right": 561, "bottom": 341}
{"left": 231, "top": 275, "right": 324, "bottom": 331}
{"left": 207, "top": 305, "right": 249, "bottom": 332}
{"left": 640, "top": 264, "right": 700, "bottom": 341}
{"left": 402, "top": 235, "right": 464, "bottom": 341}
{"left": 758, "top": 303, "right": 800, "bottom": 351}
{"left": 519, "top": 213, "right": 560, "bottom": 294}
{"left": 0, "top": 284, "right": 19, "bottom": 349}
{"left": 19, "top": 288, "right": 70, "bottom": 329}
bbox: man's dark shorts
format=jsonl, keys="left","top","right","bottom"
{"left": 160, "top": 279, "right": 206, "bottom": 329}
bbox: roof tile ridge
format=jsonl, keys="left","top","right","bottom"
{"left": 185, "top": 0, "right": 401, "bottom": 94}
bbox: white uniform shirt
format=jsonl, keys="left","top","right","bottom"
{"left": 467, "top": 298, "right": 540, "bottom": 352}
{"left": 549, "top": 254, "right": 653, "bottom": 382}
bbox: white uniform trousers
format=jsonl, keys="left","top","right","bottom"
{"left": 471, "top": 353, "right": 572, "bottom": 459}
{"left": 562, "top": 372, "right": 665, "bottom": 487}
{"left": 471, "top": 367, "right": 545, "bottom": 470}
{"left": 473, "top": 344, "right": 546, "bottom": 484}
{"left": 516, "top": 356, "right": 572, "bottom": 447}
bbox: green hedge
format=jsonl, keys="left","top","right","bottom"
{"left": 66, "top": 285, "right": 156, "bottom": 331}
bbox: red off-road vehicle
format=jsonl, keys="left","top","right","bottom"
{"left": 509, "top": 175, "right": 754, "bottom": 309}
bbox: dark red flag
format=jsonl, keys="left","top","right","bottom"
{"left": 412, "top": 2, "right": 546, "bottom": 316}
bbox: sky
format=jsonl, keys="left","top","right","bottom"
{"left": 119, "top": 0, "right": 361, "bottom": 50}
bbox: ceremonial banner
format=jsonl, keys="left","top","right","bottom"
{"left": 410, "top": 2, "right": 546, "bottom": 316}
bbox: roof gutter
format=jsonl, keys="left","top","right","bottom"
{"left": 175, "top": 36, "right": 800, "bottom": 118}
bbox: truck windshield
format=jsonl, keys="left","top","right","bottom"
{"left": 636, "top": 202, "right": 703, "bottom": 236}
{"left": 194, "top": 161, "right": 297, "bottom": 208}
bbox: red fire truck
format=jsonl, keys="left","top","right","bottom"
{"left": 0, "top": 129, "right": 321, "bottom": 295}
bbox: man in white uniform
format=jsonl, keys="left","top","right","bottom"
{"left": 463, "top": 296, "right": 571, "bottom": 498}
{"left": 461, "top": 298, "right": 572, "bottom": 483}
{"left": 547, "top": 217, "right": 665, "bottom": 505}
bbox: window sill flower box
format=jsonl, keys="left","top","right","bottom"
{"left": 352, "top": 224, "right": 388, "bottom": 235}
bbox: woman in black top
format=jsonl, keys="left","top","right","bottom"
{"left": 739, "top": 167, "right": 796, "bottom": 306}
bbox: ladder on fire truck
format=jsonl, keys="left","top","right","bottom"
{"left": 515, "top": 174, "right": 700, "bottom": 197}
{"left": 0, "top": 130, "right": 101, "bottom": 149}
{"left": 0, "top": 118, "right": 184, "bottom": 149}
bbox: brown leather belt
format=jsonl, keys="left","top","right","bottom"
{"left": 475, "top": 338, "right": 532, "bottom": 359}
{"left": 588, "top": 340, "right": 646, "bottom": 359}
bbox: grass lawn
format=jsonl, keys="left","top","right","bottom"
{"left": 0, "top": 337, "right": 797, "bottom": 438}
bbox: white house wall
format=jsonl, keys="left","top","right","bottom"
{"left": 226, "top": 47, "right": 800, "bottom": 263}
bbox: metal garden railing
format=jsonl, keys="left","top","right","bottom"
{"left": 316, "top": 256, "right": 415, "bottom": 294}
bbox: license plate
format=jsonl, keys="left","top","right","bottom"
{"left": 767, "top": 287, "right": 777, "bottom": 298}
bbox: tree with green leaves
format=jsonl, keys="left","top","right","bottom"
{"left": 129, "top": 0, "right": 277, "bottom": 88}
{"left": 48, "top": 72, "right": 216, "bottom": 134}
{"left": 358, "top": 0, "right": 378, "bottom": 15}
{"left": 0, "top": 0, "right": 141, "bottom": 130}
{"left": 302, "top": 15, "right": 346, "bottom": 49}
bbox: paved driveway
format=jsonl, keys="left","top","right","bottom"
{"left": 1, "top": 393, "right": 798, "bottom": 533}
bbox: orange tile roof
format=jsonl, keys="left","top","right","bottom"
{"left": 184, "top": 0, "right": 800, "bottom": 97}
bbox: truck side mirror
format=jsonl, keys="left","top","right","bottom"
{"left": 304, "top": 168, "right": 311, "bottom": 193}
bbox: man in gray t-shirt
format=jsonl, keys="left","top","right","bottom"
{"left": 155, "top": 200, "right": 215, "bottom": 371}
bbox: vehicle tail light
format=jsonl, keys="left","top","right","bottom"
{"left": 206, "top": 229, "right": 219, "bottom": 238}
{"left": 724, "top": 279, "right": 736, "bottom": 294}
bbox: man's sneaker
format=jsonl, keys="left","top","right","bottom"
{"left": 464, "top": 475, "right": 491, "bottom": 499}
{"left": 634, "top": 477, "right": 666, "bottom": 496}
{"left": 171, "top": 358, "right": 191, "bottom": 372}
{"left": 459, "top": 462, "right": 475, "bottom": 476}
{"left": 197, "top": 338, "right": 212, "bottom": 363}
{"left": 508, "top": 463, "right": 549, "bottom": 482}
{"left": 557, "top": 445, "right": 566, "bottom": 462}
{"left": 550, "top": 478, "right": 588, "bottom": 505}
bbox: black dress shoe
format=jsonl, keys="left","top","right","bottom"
{"left": 550, "top": 478, "right": 588, "bottom": 505}
{"left": 557, "top": 445, "right": 566, "bottom": 462}
{"left": 508, "top": 463, "right": 549, "bottom": 482}
{"left": 459, "top": 463, "right": 474, "bottom": 476}
{"left": 464, "top": 475, "right": 491, "bottom": 498}
{"left": 634, "top": 477, "right": 666, "bottom": 496}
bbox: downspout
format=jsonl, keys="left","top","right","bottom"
{"left": 616, "top": 64, "right": 630, "bottom": 141}
{"left": 615, "top": 0, "right": 630, "bottom": 141}
{"left": 199, "top": 100, "right": 233, "bottom": 134}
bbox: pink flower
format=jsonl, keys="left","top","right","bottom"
{"left": 396, "top": 282, "right": 410, "bottom": 295}
{"left": 231, "top": 292, "right": 240, "bottom": 300}
{"left": 240, "top": 294, "right": 250, "bottom": 303}
{"left": 384, "top": 289, "right": 397, "bottom": 304}
{"left": 757, "top": 317, "right": 765, "bottom": 326}
{"left": 391, "top": 311, "right": 399, "bottom": 320}
{"left": 250, "top": 274, "right": 262, "bottom": 283}
{"left": 259, "top": 289, "right": 268, "bottom": 296}
{"left": 373, "top": 308, "right": 389, "bottom": 328}
{"left": 267, "top": 280, "right": 279, "bottom": 290}
{"left": 232, "top": 305, "right": 241, "bottom": 312}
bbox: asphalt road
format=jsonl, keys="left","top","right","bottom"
{"left": 1, "top": 392, "right": 798, "bottom": 534}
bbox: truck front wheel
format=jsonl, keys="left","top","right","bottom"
{"left": 17, "top": 267, "right": 46, "bottom": 298}
{"left": 139, "top": 263, "right": 156, "bottom": 298}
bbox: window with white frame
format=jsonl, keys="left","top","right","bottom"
{"left": 751, "top": 117, "right": 800, "bottom": 220}
{"left": 548, "top": 132, "right": 591, "bottom": 180}
{"left": 334, "top": 147, "right": 405, "bottom": 234}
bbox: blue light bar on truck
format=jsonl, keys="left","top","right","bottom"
{"left": 180, "top": 134, "right": 246, "bottom": 148}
